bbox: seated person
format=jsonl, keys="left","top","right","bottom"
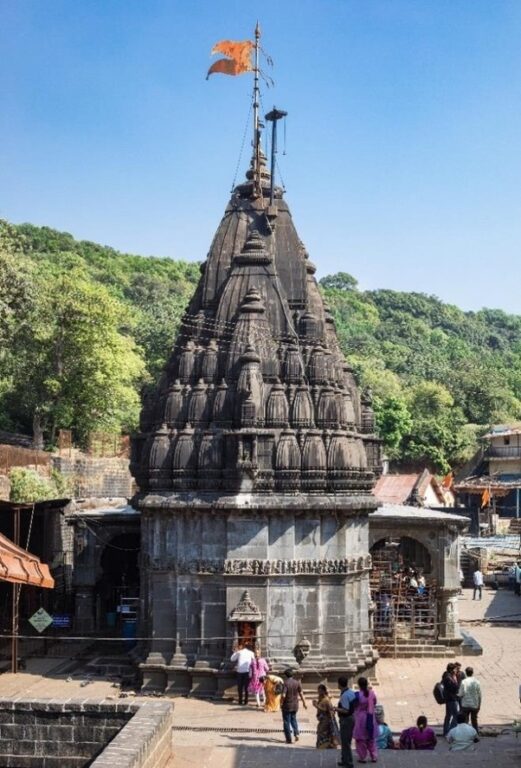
{"left": 399, "top": 715, "right": 437, "bottom": 750}
{"left": 375, "top": 704, "right": 394, "bottom": 749}
{"left": 447, "top": 712, "right": 479, "bottom": 751}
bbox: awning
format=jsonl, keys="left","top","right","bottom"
{"left": 0, "top": 532, "right": 54, "bottom": 589}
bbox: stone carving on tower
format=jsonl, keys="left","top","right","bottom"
{"left": 131, "top": 29, "right": 382, "bottom": 695}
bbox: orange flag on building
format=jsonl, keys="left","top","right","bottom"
{"left": 207, "top": 40, "right": 254, "bottom": 79}
{"left": 481, "top": 488, "right": 491, "bottom": 508}
{"left": 442, "top": 472, "right": 454, "bottom": 489}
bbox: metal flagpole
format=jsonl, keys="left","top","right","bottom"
{"left": 253, "top": 22, "right": 261, "bottom": 196}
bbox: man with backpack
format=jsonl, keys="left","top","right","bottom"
{"left": 441, "top": 663, "right": 460, "bottom": 735}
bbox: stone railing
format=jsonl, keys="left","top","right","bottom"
{"left": 0, "top": 697, "right": 173, "bottom": 768}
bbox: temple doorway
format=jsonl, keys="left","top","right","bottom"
{"left": 370, "top": 536, "right": 437, "bottom": 648}
{"left": 96, "top": 532, "right": 140, "bottom": 637}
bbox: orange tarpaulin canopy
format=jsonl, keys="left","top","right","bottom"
{"left": 0, "top": 532, "right": 54, "bottom": 589}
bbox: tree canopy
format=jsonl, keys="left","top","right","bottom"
{"left": 1, "top": 220, "right": 520, "bottom": 472}
{"left": 320, "top": 271, "right": 521, "bottom": 471}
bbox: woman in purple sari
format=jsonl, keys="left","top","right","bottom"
{"left": 353, "top": 676, "right": 378, "bottom": 763}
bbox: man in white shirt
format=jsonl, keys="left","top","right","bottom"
{"left": 230, "top": 642, "right": 255, "bottom": 705}
{"left": 473, "top": 569, "right": 484, "bottom": 600}
{"left": 458, "top": 666, "right": 482, "bottom": 732}
{"left": 447, "top": 712, "right": 479, "bottom": 751}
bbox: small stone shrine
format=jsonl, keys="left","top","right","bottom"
{"left": 130, "top": 63, "right": 382, "bottom": 693}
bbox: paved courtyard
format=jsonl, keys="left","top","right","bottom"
{"left": 0, "top": 587, "right": 519, "bottom": 766}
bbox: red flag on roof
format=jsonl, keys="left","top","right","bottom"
{"left": 442, "top": 472, "right": 454, "bottom": 489}
{"left": 481, "top": 488, "right": 491, "bottom": 508}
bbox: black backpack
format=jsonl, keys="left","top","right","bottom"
{"left": 433, "top": 681, "right": 446, "bottom": 705}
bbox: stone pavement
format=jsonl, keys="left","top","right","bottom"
{"left": 0, "top": 587, "right": 519, "bottom": 767}
{"left": 170, "top": 587, "right": 521, "bottom": 766}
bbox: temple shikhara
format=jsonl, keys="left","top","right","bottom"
{"left": 129, "top": 26, "right": 382, "bottom": 694}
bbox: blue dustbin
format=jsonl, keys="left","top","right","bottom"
{"left": 122, "top": 619, "right": 137, "bottom": 649}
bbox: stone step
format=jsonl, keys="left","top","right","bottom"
{"left": 377, "top": 645, "right": 456, "bottom": 658}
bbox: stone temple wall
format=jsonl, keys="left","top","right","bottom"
{"left": 52, "top": 455, "right": 133, "bottom": 498}
{"left": 0, "top": 698, "right": 173, "bottom": 768}
{"left": 140, "top": 504, "right": 377, "bottom": 695}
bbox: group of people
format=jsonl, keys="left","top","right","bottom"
{"left": 441, "top": 662, "right": 482, "bottom": 739}
{"left": 231, "top": 644, "right": 483, "bottom": 758}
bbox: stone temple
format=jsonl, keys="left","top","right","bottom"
{"left": 130, "top": 141, "right": 382, "bottom": 695}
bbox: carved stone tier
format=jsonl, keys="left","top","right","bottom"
{"left": 132, "top": 138, "right": 381, "bottom": 695}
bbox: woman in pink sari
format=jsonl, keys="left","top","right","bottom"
{"left": 353, "top": 676, "right": 378, "bottom": 763}
{"left": 248, "top": 648, "right": 269, "bottom": 709}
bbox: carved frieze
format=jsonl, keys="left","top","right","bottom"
{"left": 161, "top": 554, "right": 372, "bottom": 576}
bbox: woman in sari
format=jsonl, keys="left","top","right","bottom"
{"left": 312, "top": 684, "right": 340, "bottom": 749}
{"left": 264, "top": 673, "right": 284, "bottom": 712}
{"left": 353, "top": 676, "right": 378, "bottom": 763}
{"left": 248, "top": 648, "right": 270, "bottom": 709}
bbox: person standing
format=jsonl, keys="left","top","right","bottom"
{"left": 280, "top": 668, "right": 307, "bottom": 744}
{"left": 454, "top": 662, "right": 466, "bottom": 685}
{"left": 442, "top": 662, "right": 460, "bottom": 735}
{"left": 473, "top": 568, "right": 484, "bottom": 600}
{"left": 353, "top": 676, "right": 378, "bottom": 763}
{"left": 515, "top": 562, "right": 521, "bottom": 596}
{"left": 230, "top": 642, "right": 255, "bottom": 705}
{"left": 337, "top": 676, "right": 357, "bottom": 767}
{"left": 248, "top": 647, "right": 270, "bottom": 709}
{"left": 312, "top": 684, "right": 339, "bottom": 749}
{"left": 264, "top": 673, "right": 284, "bottom": 712}
{"left": 458, "top": 667, "right": 481, "bottom": 733}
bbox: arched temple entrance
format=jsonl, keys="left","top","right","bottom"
{"left": 368, "top": 506, "right": 471, "bottom": 656}
{"left": 370, "top": 535, "right": 438, "bottom": 646}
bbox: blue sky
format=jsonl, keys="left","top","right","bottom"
{"left": 1, "top": 1, "right": 520, "bottom": 313}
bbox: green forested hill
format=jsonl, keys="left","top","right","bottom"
{"left": 1, "top": 221, "right": 520, "bottom": 470}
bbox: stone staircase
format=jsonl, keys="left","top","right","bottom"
{"left": 375, "top": 638, "right": 456, "bottom": 658}
{"left": 508, "top": 518, "right": 521, "bottom": 534}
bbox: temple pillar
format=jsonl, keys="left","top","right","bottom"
{"left": 437, "top": 586, "right": 462, "bottom": 645}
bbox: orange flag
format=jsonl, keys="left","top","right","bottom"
{"left": 442, "top": 472, "right": 453, "bottom": 489}
{"left": 481, "top": 488, "right": 491, "bottom": 508}
{"left": 207, "top": 40, "right": 254, "bottom": 79}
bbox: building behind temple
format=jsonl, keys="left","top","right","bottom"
{"left": 129, "top": 122, "right": 383, "bottom": 692}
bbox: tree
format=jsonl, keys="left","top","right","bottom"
{"left": 402, "top": 382, "right": 466, "bottom": 473}
{"left": 319, "top": 272, "right": 358, "bottom": 291}
{"left": 7, "top": 266, "right": 146, "bottom": 446}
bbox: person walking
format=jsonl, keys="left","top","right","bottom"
{"left": 442, "top": 662, "right": 460, "bottom": 735}
{"left": 248, "top": 648, "right": 269, "bottom": 709}
{"left": 458, "top": 666, "right": 481, "bottom": 733}
{"left": 473, "top": 568, "right": 484, "bottom": 600}
{"left": 280, "top": 669, "right": 307, "bottom": 744}
{"left": 230, "top": 642, "right": 255, "bottom": 706}
{"left": 337, "top": 676, "right": 357, "bottom": 767}
{"left": 353, "top": 676, "right": 378, "bottom": 763}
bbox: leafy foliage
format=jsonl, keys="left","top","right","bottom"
{"left": 0, "top": 220, "right": 196, "bottom": 446}
{"left": 1, "top": 219, "right": 519, "bottom": 472}
{"left": 9, "top": 468, "right": 71, "bottom": 503}
{"left": 320, "top": 273, "right": 521, "bottom": 471}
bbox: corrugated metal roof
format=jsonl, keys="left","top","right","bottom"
{"left": 373, "top": 474, "right": 419, "bottom": 504}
